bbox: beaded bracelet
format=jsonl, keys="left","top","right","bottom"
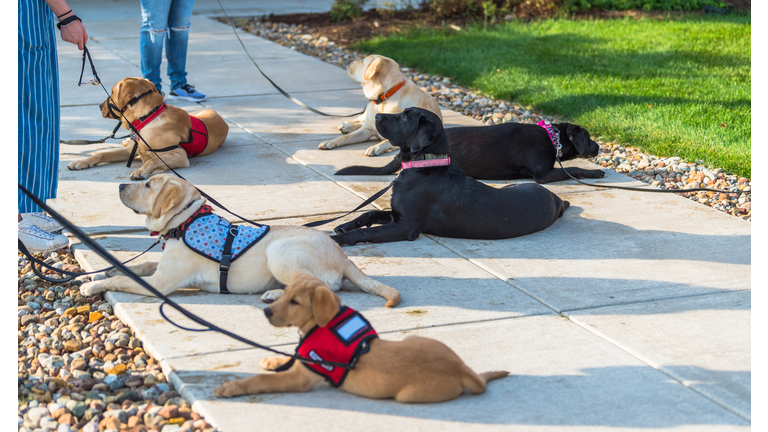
{"left": 56, "top": 15, "right": 81, "bottom": 30}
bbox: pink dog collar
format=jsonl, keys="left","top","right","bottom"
{"left": 537, "top": 120, "right": 562, "bottom": 158}
{"left": 401, "top": 157, "right": 451, "bottom": 170}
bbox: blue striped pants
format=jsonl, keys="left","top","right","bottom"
{"left": 18, "top": 0, "right": 60, "bottom": 214}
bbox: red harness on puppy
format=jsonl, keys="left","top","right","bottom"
{"left": 295, "top": 306, "right": 378, "bottom": 387}
{"left": 126, "top": 103, "right": 209, "bottom": 166}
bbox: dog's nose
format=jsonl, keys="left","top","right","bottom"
{"left": 119, "top": 184, "right": 127, "bottom": 192}
{"left": 263, "top": 307, "right": 273, "bottom": 318}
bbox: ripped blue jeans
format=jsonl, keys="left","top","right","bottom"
{"left": 140, "top": 0, "right": 195, "bottom": 93}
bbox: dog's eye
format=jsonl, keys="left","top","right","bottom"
{"left": 401, "top": 113, "right": 407, "bottom": 120}
{"left": 145, "top": 183, "right": 150, "bottom": 188}
{"left": 289, "top": 298, "right": 299, "bottom": 305}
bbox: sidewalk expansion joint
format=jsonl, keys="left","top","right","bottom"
{"left": 564, "top": 313, "right": 751, "bottom": 423}
{"left": 158, "top": 309, "right": 556, "bottom": 363}
{"left": 559, "top": 288, "right": 750, "bottom": 315}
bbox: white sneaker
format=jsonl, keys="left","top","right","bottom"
{"left": 18, "top": 218, "right": 69, "bottom": 254}
{"left": 20, "top": 212, "right": 64, "bottom": 232}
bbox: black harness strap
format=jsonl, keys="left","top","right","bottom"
{"left": 218, "top": 225, "right": 237, "bottom": 295}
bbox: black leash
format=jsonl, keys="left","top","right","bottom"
{"left": 214, "top": 0, "right": 365, "bottom": 118}
{"left": 18, "top": 184, "right": 353, "bottom": 369}
{"left": 556, "top": 157, "right": 748, "bottom": 195}
{"left": 303, "top": 179, "right": 396, "bottom": 228}
{"left": 18, "top": 238, "right": 161, "bottom": 284}
{"left": 60, "top": 121, "right": 130, "bottom": 145}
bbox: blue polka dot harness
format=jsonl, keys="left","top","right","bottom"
{"left": 154, "top": 205, "right": 269, "bottom": 294}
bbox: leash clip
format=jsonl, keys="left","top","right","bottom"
{"left": 78, "top": 77, "right": 100, "bottom": 87}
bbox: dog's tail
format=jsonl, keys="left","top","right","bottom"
{"left": 342, "top": 260, "right": 401, "bottom": 307}
{"left": 461, "top": 368, "right": 510, "bottom": 394}
{"left": 335, "top": 156, "right": 401, "bottom": 176}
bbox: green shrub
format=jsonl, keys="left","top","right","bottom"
{"left": 330, "top": 0, "right": 369, "bottom": 21}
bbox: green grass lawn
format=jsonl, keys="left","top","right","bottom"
{"left": 356, "top": 15, "right": 751, "bottom": 178}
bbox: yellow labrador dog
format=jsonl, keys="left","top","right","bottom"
{"left": 318, "top": 55, "right": 443, "bottom": 156}
{"left": 67, "top": 77, "right": 229, "bottom": 181}
{"left": 78, "top": 175, "right": 400, "bottom": 307}
{"left": 215, "top": 275, "right": 508, "bottom": 403}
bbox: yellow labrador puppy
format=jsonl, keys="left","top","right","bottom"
{"left": 78, "top": 175, "right": 400, "bottom": 307}
{"left": 215, "top": 275, "right": 508, "bottom": 403}
{"left": 67, "top": 77, "right": 229, "bottom": 181}
{"left": 318, "top": 55, "right": 443, "bottom": 156}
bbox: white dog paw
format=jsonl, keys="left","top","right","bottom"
{"left": 105, "top": 268, "right": 122, "bottom": 278}
{"left": 67, "top": 160, "right": 93, "bottom": 171}
{"left": 338, "top": 122, "right": 357, "bottom": 134}
{"left": 80, "top": 281, "right": 105, "bottom": 296}
{"left": 365, "top": 143, "right": 394, "bottom": 157}
{"left": 260, "top": 289, "right": 284, "bottom": 304}
{"left": 130, "top": 170, "right": 148, "bottom": 181}
{"left": 318, "top": 141, "right": 338, "bottom": 150}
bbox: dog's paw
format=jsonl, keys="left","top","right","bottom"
{"left": 330, "top": 234, "right": 351, "bottom": 246}
{"left": 338, "top": 122, "right": 359, "bottom": 134}
{"left": 67, "top": 160, "right": 94, "bottom": 171}
{"left": 105, "top": 268, "right": 122, "bottom": 278}
{"left": 260, "top": 356, "right": 291, "bottom": 372}
{"left": 318, "top": 140, "right": 339, "bottom": 150}
{"left": 260, "top": 289, "right": 284, "bottom": 304}
{"left": 364, "top": 142, "right": 393, "bottom": 157}
{"left": 129, "top": 170, "right": 148, "bottom": 181}
{"left": 334, "top": 220, "right": 365, "bottom": 234}
{"left": 214, "top": 380, "right": 246, "bottom": 398}
{"left": 80, "top": 281, "right": 105, "bottom": 296}
{"left": 583, "top": 170, "right": 606, "bottom": 179}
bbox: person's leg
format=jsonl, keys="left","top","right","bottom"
{"left": 166, "top": 0, "right": 195, "bottom": 91}
{"left": 140, "top": 0, "right": 172, "bottom": 93}
{"left": 18, "top": 0, "right": 60, "bottom": 215}
{"left": 18, "top": 0, "right": 68, "bottom": 252}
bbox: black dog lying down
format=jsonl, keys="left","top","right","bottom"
{"left": 331, "top": 108, "right": 569, "bottom": 246}
{"left": 336, "top": 119, "right": 604, "bottom": 183}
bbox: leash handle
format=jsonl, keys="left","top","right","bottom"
{"left": 79, "top": 46, "right": 100, "bottom": 87}
{"left": 18, "top": 238, "right": 161, "bottom": 279}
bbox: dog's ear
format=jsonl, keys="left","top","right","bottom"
{"left": 363, "top": 57, "right": 383, "bottom": 81}
{"left": 311, "top": 284, "right": 341, "bottom": 328}
{"left": 567, "top": 125, "right": 589, "bottom": 154}
{"left": 151, "top": 181, "right": 184, "bottom": 220}
{"left": 410, "top": 115, "right": 436, "bottom": 154}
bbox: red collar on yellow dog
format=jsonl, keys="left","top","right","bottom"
{"left": 373, "top": 80, "right": 406, "bottom": 104}
{"left": 131, "top": 102, "right": 167, "bottom": 131}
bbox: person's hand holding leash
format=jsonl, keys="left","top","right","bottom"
{"left": 45, "top": 0, "right": 88, "bottom": 50}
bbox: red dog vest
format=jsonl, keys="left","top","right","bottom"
{"left": 296, "top": 306, "right": 377, "bottom": 387}
{"left": 179, "top": 115, "right": 209, "bottom": 157}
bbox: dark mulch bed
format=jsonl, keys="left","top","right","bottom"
{"left": 257, "top": 3, "right": 749, "bottom": 47}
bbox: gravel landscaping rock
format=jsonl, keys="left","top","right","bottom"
{"left": 224, "top": 17, "right": 751, "bottom": 221}
{"left": 18, "top": 248, "right": 219, "bottom": 432}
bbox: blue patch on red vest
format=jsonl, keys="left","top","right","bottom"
{"left": 183, "top": 213, "right": 268, "bottom": 262}
{"left": 296, "top": 306, "right": 377, "bottom": 387}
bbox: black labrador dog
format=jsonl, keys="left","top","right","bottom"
{"left": 331, "top": 108, "right": 569, "bottom": 246}
{"left": 335, "top": 119, "right": 604, "bottom": 183}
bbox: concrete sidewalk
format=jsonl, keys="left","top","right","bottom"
{"left": 53, "top": 2, "right": 750, "bottom": 430}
